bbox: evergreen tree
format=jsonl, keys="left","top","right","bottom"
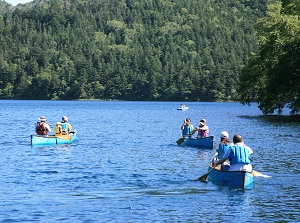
{"left": 0, "top": 0, "right": 267, "bottom": 101}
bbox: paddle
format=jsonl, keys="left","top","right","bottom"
{"left": 176, "top": 131, "right": 196, "bottom": 145}
{"left": 198, "top": 165, "right": 219, "bottom": 181}
{"left": 252, "top": 170, "right": 271, "bottom": 178}
{"left": 176, "top": 137, "right": 185, "bottom": 145}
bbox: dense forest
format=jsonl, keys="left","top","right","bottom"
{"left": 0, "top": 0, "right": 267, "bottom": 101}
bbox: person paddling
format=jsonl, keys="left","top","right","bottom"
{"left": 36, "top": 116, "right": 51, "bottom": 136}
{"left": 194, "top": 119, "right": 209, "bottom": 138}
{"left": 211, "top": 131, "right": 232, "bottom": 170}
{"left": 181, "top": 118, "right": 194, "bottom": 137}
{"left": 215, "top": 134, "right": 253, "bottom": 172}
{"left": 54, "top": 122, "right": 62, "bottom": 136}
{"left": 61, "top": 116, "right": 72, "bottom": 134}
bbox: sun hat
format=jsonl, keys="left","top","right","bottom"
{"left": 220, "top": 131, "right": 229, "bottom": 139}
{"left": 62, "top": 116, "right": 68, "bottom": 122}
{"left": 56, "top": 122, "right": 61, "bottom": 125}
{"left": 199, "top": 119, "right": 206, "bottom": 125}
{"left": 39, "top": 116, "right": 47, "bottom": 122}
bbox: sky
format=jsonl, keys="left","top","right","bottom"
{"left": 5, "top": 0, "right": 32, "bottom": 6}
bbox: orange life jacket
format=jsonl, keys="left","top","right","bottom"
{"left": 36, "top": 122, "right": 47, "bottom": 135}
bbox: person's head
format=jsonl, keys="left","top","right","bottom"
{"left": 220, "top": 131, "right": 229, "bottom": 139}
{"left": 233, "top": 134, "right": 243, "bottom": 144}
{"left": 56, "top": 122, "right": 61, "bottom": 126}
{"left": 199, "top": 119, "right": 206, "bottom": 126}
{"left": 39, "top": 116, "right": 47, "bottom": 122}
{"left": 220, "top": 131, "right": 230, "bottom": 143}
{"left": 62, "top": 116, "right": 68, "bottom": 122}
{"left": 185, "top": 118, "right": 191, "bottom": 125}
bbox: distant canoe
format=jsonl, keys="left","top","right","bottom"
{"left": 31, "top": 131, "right": 77, "bottom": 146}
{"left": 179, "top": 136, "right": 214, "bottom": 149}
{"left": 207, "top": 166, "right": 253, "bottom": 189}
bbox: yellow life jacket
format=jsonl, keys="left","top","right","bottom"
{"left": 54, "top": 125, "right": 62, "bottom": 135}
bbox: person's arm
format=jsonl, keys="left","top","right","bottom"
{"left": 204, "top": 125, "right": 209, "bottom": 131}
{"left": 181, "top": 120, "right": 186, "bottom": 130}
{"left": 246, "top": 146, "right": 253, "bottom": 154}
{"left": 68, "top": 123, "right": 72, "bottom": 132}
{"left": 189, "top": 125, "right": 195, "bottom": 134}
{"left": 198, "top": 125, "right": 208, "bottom": 131}
{"left": 46, "top": 124, "right": 51, "bottom": 132}
{"left": 216, "top": 157, "right": 227, "bottom": 165}
{"left": 215, "top": 147, "right": 231, "bottom": 165}
{"left": 211, "top": 151, "right": 218, "bottom": 161}
{"left": 242, "top": 140, "right": 253, "bottom": 154}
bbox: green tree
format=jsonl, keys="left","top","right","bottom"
{"left": 239, "top": 1, "right": 300, "bottom": 114}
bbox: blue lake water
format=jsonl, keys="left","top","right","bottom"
{"left": 0, "top": 100, "right": 299, "bottom": 222}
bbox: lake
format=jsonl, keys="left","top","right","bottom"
{"left": 0, "top": 100, "right": 299, "bottom": 222}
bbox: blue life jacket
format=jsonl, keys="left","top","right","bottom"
{"left": 182, "top": 125, "right": 193, "bottom": 135}
{"left": 61, "top": 122, "right": 69, "bottom": 132}
{"left": 217, "top": 143, "right": 231, "bottom": 159}
{"left": 229, "top": 145, "right": 251, "bottom": 164}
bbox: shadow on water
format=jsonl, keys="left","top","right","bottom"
{"left": 238, "top": 114, "right": 300, "bottom": 124}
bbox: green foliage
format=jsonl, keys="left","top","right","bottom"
{"left": 0, "top": 0, "right": 267, "bottom": 101}
{"left": 239, "top": 0, "right": 300, "bottom": 114}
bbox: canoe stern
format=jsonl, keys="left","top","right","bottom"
{"left": 180, "top": 136, "right": 214, "bottom": 149}
{"left": 207, "top": 167, "right": 253, "bottom": 189}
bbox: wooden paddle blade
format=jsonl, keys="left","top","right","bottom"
{"left": 176, "top": 137, "right": 185, "bottom": 145}
{"left": 198, "top": 166, "right": 217, "bottom": 181}
{"left": 252, "top": 170, "right": 271, "bottom": 178}
{"left": 198, "top": 173, "right": 209, "bottom": 181}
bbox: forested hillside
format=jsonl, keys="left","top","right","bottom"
{"left": 0, "top": 0, "right": 267, "bottom": 101}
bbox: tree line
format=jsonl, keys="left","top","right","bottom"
{"left": 0, "top": 0, "right": 267, "bottom": 103}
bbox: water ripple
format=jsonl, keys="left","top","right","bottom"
{"left": 0, "top": 101, "right": 299, "bottom": 222}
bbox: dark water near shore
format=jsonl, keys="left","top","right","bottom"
{"left": 0, "top": 100, "right": 299, "bottom": 222}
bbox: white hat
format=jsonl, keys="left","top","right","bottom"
{"left": 62, "top": 116, "right": 68, "bottom": 122}
{"left": 220, "top": 131, "right": 229, "bottom": 138}
{"left": 199, "top": 119, "right": 206, "bottom": 125}
{"left": 39, "top": 116, "right": 47, "bottom": 121}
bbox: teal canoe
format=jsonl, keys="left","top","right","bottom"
{"left": 179, "top": 136, "right": 214, "bottom": 149}
{"left": 31, "top": 131, "right": 77, "bottom": 146}
{"left": 207, "top": 166, "right": 254, "bottom": 189}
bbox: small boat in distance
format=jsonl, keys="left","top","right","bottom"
{"left": 207, "top": 166, "right": 253, "bottom": 189}
{"left": 177, "top": 136, "right": 214, "bottom": 149}
{"left": 177, "top": 104, "right": 189, "bottom": 110}
{"left": 31, "top": 131, "right": 77, "bottom": 146}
